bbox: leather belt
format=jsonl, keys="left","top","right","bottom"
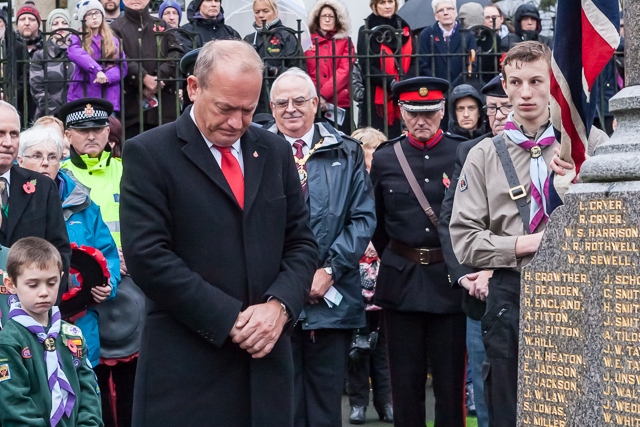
{"left": 388, "top": 240, "right": 444, "bottom": 265}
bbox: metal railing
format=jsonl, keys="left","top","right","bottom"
{"left": 0, "top": 17, "right": 624, "bottom": 141}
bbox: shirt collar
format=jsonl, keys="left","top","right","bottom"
{"left": 511, "top": 114, "right": 551, "bottom": 141}
{"left": 283, "top": 125, "right": 315, "bottom": 148}
{"left": 190, "top": 107, "right": 242, "bottom": 154}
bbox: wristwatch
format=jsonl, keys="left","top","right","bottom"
{"left": 323, "top": 266, "right": 333, "bottom": 276}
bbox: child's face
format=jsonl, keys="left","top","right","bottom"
{"left": 85, "top": 9, "right": 104, "bottom": 30}
{"left": 5, "top": 263, "right": 61, "bottom": 325}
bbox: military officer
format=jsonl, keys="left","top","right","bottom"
{"left": 370, "top": 76, "right": 467, "bottom": 427}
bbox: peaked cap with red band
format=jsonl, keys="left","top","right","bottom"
{"left": 392, "top": 77, "right": 450, "bottom": 112}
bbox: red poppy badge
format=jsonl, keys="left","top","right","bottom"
{"left": 442, "top": 173, "right": 450, "bottom": 189}
{"left": 23, "top": 180, "right": 36, "bottom": 194}
{"left": 270, "top": 36, "right": 281, "bottom": 46}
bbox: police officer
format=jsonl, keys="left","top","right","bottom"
{"left": 57, "top": 98, "right": 135, "bottom": 427}
{"left": 370, "top": 76, "right": 467, "bottom": 427}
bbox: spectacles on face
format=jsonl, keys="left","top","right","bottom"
{"left": 483, "top": 104, "right": 513, "bottom": 116}
{"left": 320, "top": 14, "right": 335, "bottom": 20}
{"left": 436, "top": 7, "right": 455, "bottom": 14}
{"left": 85, "top": 10, "right": 102, "bottom": 19}
{"left": 272, "top": 97, "right": 315, "bottom": 110}
{"left": 24, "top": 153, "right": 60, "bottom": 164}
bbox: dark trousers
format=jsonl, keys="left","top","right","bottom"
{"left": 291, "top": 325, "right": 352, "bottom": 427}
{"left": 385, "top": 310, "right": 466, "bottom": 427}
{"left": 94, "top": 358, "right": 138, "bottom": 427}
{"left": 481, "top": 269, "right": 521, "bottom": 427}
{"left": 347, "top": 310, "right": 392, "bottom": 409}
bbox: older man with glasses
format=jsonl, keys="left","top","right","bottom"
{"left": 265, "top": 67, "right": 376, "bottom": 427}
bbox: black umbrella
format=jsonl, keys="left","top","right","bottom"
{"left": 397, "top": 0, "right": 491, "bottom": 31}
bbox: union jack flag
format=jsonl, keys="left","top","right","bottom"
{"left": 549, "top": 0, "right": 620, "bottom": 173}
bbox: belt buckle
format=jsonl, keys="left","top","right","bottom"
{"left": 509, "top": 185, "right": 526, "bottom": 200}
{"left": 419, "top": 248, "right": 431, "bottom": 265}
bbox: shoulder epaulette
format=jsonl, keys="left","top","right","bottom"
{"left": 375, "top": 134, "right": 405, "bottom": 151}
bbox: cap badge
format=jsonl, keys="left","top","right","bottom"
{"left": 84, "top": 104, "right": 94, "bottom": 117}
{"left": 419, "top": 87, "right": 429, "bottom": 97}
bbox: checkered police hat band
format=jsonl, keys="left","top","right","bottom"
{"left": 65, "top": 109, "right": 108, "bottom": 126}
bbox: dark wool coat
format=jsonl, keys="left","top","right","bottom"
{"left": 120, "top": 108, "right": 318, "bottom": 426}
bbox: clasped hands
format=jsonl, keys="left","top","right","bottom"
{"left": 229, "top": 299, "right": 288, "bottom": 359}
{"left": 461, "top": 270, "right": 494, "bottom": 301}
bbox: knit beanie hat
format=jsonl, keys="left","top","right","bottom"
{"left": 159, "top": 0, "right": 183, "bottom": 23}
{"left": 16, "top": 4, "right": 42, "bottom": 26}
{"left": 74, "top": 0, "right": 106, "bottom": 22}
{"left": 46, "top": 8, "right": 72, "bottom": 33}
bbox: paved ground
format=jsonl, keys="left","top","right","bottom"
{"left": 341, "top": 387, "right": 436, "bottom": 426}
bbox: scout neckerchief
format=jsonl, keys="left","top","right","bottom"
{"left": 9, "top": 303, "right": 76, "bottom": 427}
{"left": 406, "top": 129, "right": 443, "bottom": 150}
{"left": 502, "top": 112, "right": 555, "bottom": 233}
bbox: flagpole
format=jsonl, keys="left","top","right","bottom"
{"left": 580, "top": 1, "right": 640, "bottom": 182}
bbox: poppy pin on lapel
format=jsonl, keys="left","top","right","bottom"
{"left": 253, "top": 151, "right": 258, "bottom": 158}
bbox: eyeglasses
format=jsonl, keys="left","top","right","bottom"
{"left": 24, "top": 153, "right": 60, "bottom": 164}
{"left": 436, "top": 7, "right": 455, "bottom": 14}
{"left": 484, "top": 15, "right": 500, "bottom": 21}
{"left": 320, "top": 14, "right": 335, "bottom": 20}
{"left": 484, "top": 104, "right": 513, "bottom": 116}
{"left": 85, "top": 10, "right": 102, "bottom": 19}
{"left": 272, "top": 97, "right": 315, "bottom": 110}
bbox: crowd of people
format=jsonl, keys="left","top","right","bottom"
{"left": 0, "top": 0, "right": 625, "bottom": 426}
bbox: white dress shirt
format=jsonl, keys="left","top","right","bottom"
{"left": 283, "top": 126, "right": 315, "bottom": 157}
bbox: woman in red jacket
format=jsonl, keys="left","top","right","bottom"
{"left": 305, "top": 0, "right": 354, "bottom": 134}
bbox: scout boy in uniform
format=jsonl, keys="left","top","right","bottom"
{"left": 0, "top": 237, "right": 103, "bottom": 426}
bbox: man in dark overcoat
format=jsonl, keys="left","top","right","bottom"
{"left": 370, "top": 77, "right": 467, "bottom": 427}
{"left": 119, "top": 40, "right": 318, "bottom": 427}
{"left": 0, "top": 101, "right": 70, "bottom": 324}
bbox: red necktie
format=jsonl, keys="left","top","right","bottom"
{"left": 215, "top": 146, "right": 244, "bottom": 209}
{"left": 293, "top": 139, "right": 307, "bottom": 194}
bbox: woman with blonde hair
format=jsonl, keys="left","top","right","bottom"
{"left": 244, "top": 0, "right": 305, "bottom": 114}
{"left": 67, "top": 0, "right": 127, "bottom": 113}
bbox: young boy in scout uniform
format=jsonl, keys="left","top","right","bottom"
{"left": 0, "top": 237, "right": 102, "bottom": 426}
{"left": 449, "top": 41, "right": 557, "bottom": 427}
{"left": 370, "top": 76, "right": 467, "bottom": 427}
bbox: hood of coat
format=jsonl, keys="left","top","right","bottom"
{"left": 514, "top": 4, "right": 542, "bottom": 37}
{"left": 186, "top": 0, "right": 227, "bottom": 24}
{"left": 448, "top": 83, "right": 487, "bottom": 137}
{"left": 307, "top": 0, "right": 351, "bottom": 39}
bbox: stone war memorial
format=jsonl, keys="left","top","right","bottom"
{"left": 516, "top": 2, "right": 640, "bottom": 426}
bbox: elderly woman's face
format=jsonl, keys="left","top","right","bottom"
{"left": 375, "top": 0, "right": 395, "bottom": 18}
{"left": 253, "top": 0, "right": 276, "bottom": 26}
{"left": 18, "top": 141, "right": 60, "bottom": 179}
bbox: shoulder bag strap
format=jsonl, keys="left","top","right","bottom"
{"left": 492, "top": 135, "right": 530, "bottom": 233}
{"left": 393, "top": 141, "right": 440, "bottom": 227}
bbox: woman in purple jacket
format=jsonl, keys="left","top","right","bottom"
{"left": 67, "top": 0, "right": 127, "bottom": 113}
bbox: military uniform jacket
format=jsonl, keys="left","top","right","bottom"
{"left": 370, "top": 134, "right": 464, "bottom": 313}
{"left": 449, "top": 134, "right": 557, "bottom": 271}
{"left": 0, "top": 319, "right": 102, "bottom": 427}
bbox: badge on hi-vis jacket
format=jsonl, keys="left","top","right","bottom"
{"left": 459, "top": 172, "right": 468, "bottom": 192}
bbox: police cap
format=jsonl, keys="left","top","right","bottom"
{"left": 180, "top": 47, "right": 201, "bottom": 76}
{"left": 57, "top": 98, "right": 113, "bottom": 129}
{"left": 392, "top": 77, "right": 450, "bottom": 112}
{"left": 481, "top": 75, "right": 507, "bottom": 98}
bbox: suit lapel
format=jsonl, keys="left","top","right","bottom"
{"left": 7, "top": 166, "right": 32, "bottom": 242}
{"left": 241, "top": 128, "right": 267, "bottom": 214}
{"left": 177, "top": 108, "right": 239, "bottom": 209}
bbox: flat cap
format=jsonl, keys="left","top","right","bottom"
{"left": 481, "top": 75, "right": 507, "bottom": 98}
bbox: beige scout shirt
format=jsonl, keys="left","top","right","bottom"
{"left": 449, "top": 128, "right": 558, "bottom": 271}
